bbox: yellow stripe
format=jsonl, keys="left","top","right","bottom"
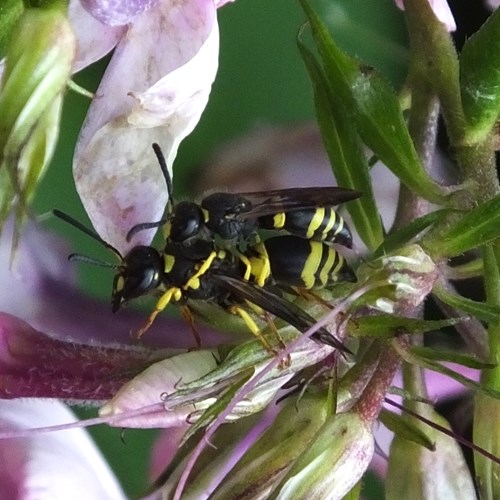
{"left": 306, "top": 208, "right": 325, "bottom": 239}
{"left": 163, "top": 253, "right": 175, "bottom": 273}
{"left": 334, "top": 215, "right": 344, "bottom": 236}
{"left": 321, "top": 208, "right": 336, "bottom": 240}
{"left": 319, "top": 247, "right": 337, "bottom": 286}
{"left": 273, "top": 212, "right": 286, "bottom": 229}
{"left": 202, "top": 208, "right": 210, "bottom": 223}
{"left": 301, "top": 241, "right": 321, "bottom": 289}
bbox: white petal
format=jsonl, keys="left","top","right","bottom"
{"left": 0, "top": 400, "right": 125, "bottom": 500}
{"left": 100, "top": 350, "right": 218, "bottom": 427}
{"left": 74, "top": 0, "right": 219, "bottom": 253}
{"left": 69, "top": 0, "right": 125, "bottom": 73}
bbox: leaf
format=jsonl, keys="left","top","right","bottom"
{"left": 433, "top": 282, "right": 500, "bottom": 323}
{"left": 347, "top": 314, "right": 463, "bottom": 338}
{"left": 409, "top": 346, "right": 496, "bottom": 370}
{"left": 298, "top": 39, "right": 384, "bottom": 250}
{"left": 373, "top": 209, "right": 458, "bottom": 258}
{"left": 0, "top": 0, "right": 22, "bottom": 59}
{"left": 392, "top": 340, "right": 500, "bottom": 400}
{"left": 460, "top": 8, "right": 500, "bottom": 143}
{"left": 425, "top": 194, "right": 500, "bottom": 257}
{"left": 379, "top": 409, "right": 435, "bottom": 451}
{"left": 299, "top": 0, "right": 448, "bottom": 204}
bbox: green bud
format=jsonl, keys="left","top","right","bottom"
{"left": 211, "top": 392, "right": 329, "bottom": 499}
{"left": 271, "top": 411, "right": 374, "bottom": 499}
{"left": 356, "top": 244, "right": 438, "bottom": 314}
{"left": 474, "top": 393, "right": 500, "bottom": 500}
{"left": 0, "top": 5, "right": 75, "bottom": 223}
{"left": 386, "top": 410, "right": 475, "bottom": 499}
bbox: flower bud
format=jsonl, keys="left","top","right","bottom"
{"left": 210, "top": 392, "right": 329, "bottom": 499}
{"left": 272, "top": 411, "right": 374, "bottom": 500}
{"left": 386, "top": 410, "right": 475, "bottom": 499}
{"left": 356, "top": 244, "right": 438, "bottom": 314}
{"left": 0, "top": 5, "right": 75, "bottom": 222}
{"left": 474, "top": 393, "right": 500, "bottom": 500}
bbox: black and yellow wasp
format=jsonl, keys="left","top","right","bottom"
{"left": 54, "top": 143, "right": 359, "bottom": 353}
{"left": 53, "top": 210, "right": 351, "bottom": 352}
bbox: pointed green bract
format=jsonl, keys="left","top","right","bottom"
{"left": 347, "top": 315, "right": 462, "bottom": 339}
{"left": 433, "top": 283, "right": 500, "bottom": 323}
{"left": 379, "top": 409, "right": 435, "bottom": 451}
{"left": 299, "top": 0, "right": 448, "bottom": 205}
{"left": 424, "top": 194, "right": 500, "bottom": 258}
{"left": 460, "top": 8, "right": 500, "bottom": 144}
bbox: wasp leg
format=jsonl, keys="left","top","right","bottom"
{"left": 228, "top": 305, "right": 277, "bottom": 355}
{"left": 183, "top": 251, "right": 218, "bottom": 290}
{"left": 292, "top": 287, "right": 334, "bottom": 310}
{"left": 136, "top": 287, "right": 182, "bottom": 339}
{"left": 180, "top": 305, "right": 201, "bottom": 349}
{"left": 263, "top": 311, "right": 290, "bottom": 368}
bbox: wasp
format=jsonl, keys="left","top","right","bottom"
{"left": 127, "top": 144, "right": 361, "bottom": 260}
{"left": 53, "top": 211, "right": 350, "bottom": 353}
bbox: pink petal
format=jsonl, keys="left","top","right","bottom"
{"left": 74, "top": 0, "right": 219, "bottom": 253}
{"left": 0, "top": 313, "right": 156, "bottom": 402}
{"left": 0, "top": 400, "right": 125, "bottom": 499}
{"left": 80, "top": 0, "right": 160, "bottom": 26}
{"left": 69, "top": 0, "right": 125, "bottom": 72}
{"left": 100, "top": 350, "right": 218, "bottom": 427}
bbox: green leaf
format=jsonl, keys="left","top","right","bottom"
{"left": 298, "top": 39, "right": 384, "bottom": 250}
{"left": 409, "top": 346, "right": 496, "bottom": 370}
{"left": 433, "top": 281, "right": 500, "bottom": 323}
{"left": 424, "top": 195, "right": 500, "bottom": 257}
{"left": 392, "top": 340, "right": 500, "bottom": 400}
{"left": 299, "top": 0, "right": 448, "bottom": 204}
{"left": 379, "top": 409, "right": 435, "bottom": 451}
{"left": 460, "top": 8, "right": 500, "bottom": 143}
{"left": 347, "top": 314, "right": 463, "bottom": 338}
{"left": 373, "top": 209, "right": 457, "bottom": 258}
{"left": 0, "top": 0, "right": 23, "bottom": 59}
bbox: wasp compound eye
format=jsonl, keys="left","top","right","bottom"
{"left": 112, "top": 246, "right": 163, "bottom": 312}
{"left": 169, "top": 202, "right": 204, "bottom": 242}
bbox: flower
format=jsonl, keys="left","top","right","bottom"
{"left": 71, "top": 0, "right": 226, "bottom": 254}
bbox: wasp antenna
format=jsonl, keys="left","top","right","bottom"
{"left": 68, "top": 253, "right": 119, "bottom": 269}
{"left": 151, "top": 143, "right": 174, "bottom": 204}
{"left": 126, "top": 219, "right": 167, "bottom": 242}
{"left": 52, "top": 209, "right": 122, "bottom": 259}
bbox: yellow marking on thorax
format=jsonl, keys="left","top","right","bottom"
{"left": 301, "top": 241, "right": 321, "bottom": 289}
{"left": 306, "top": 207, "right": 325, "bottom": 239}
{"left": 273, "top": 212, "right": 286, "bottom": 229}
{"left": 115, "top": 276, "right": 125, "bottom": 293}
{"left": 202, "top": 208, "right": 210, "bottom": 223}
{"left": 163, "top": 253, "right": 175, "bottom": 273}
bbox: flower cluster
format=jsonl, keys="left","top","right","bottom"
{"left": 1, "top": 0, "right": 500, "bottom": 499}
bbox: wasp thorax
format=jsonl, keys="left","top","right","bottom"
{"left": 111, "top": 246, "right": 163, "bottom": 312}
{"left": 169, "top": 201, "right": 204, "bottom": 242}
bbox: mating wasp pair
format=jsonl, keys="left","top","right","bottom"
{"left": 55, "top": 143, "right": 360, "bottom": 353}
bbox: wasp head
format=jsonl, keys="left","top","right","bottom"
{"left": 112, "top": 246, "right": 163, "bottom": 312}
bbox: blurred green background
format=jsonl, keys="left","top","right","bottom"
{"left": 30, "top": 0, "right": 408, "bottom": 496}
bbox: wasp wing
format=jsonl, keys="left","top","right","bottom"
{"left": 230, "top": 187, "right": 361, "bottom": 219}
{"left": 201, "top": 187, "right": 361, "bottom": 221}
{"left": 211, "top": 274, "right": 349, "bottom": 354}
